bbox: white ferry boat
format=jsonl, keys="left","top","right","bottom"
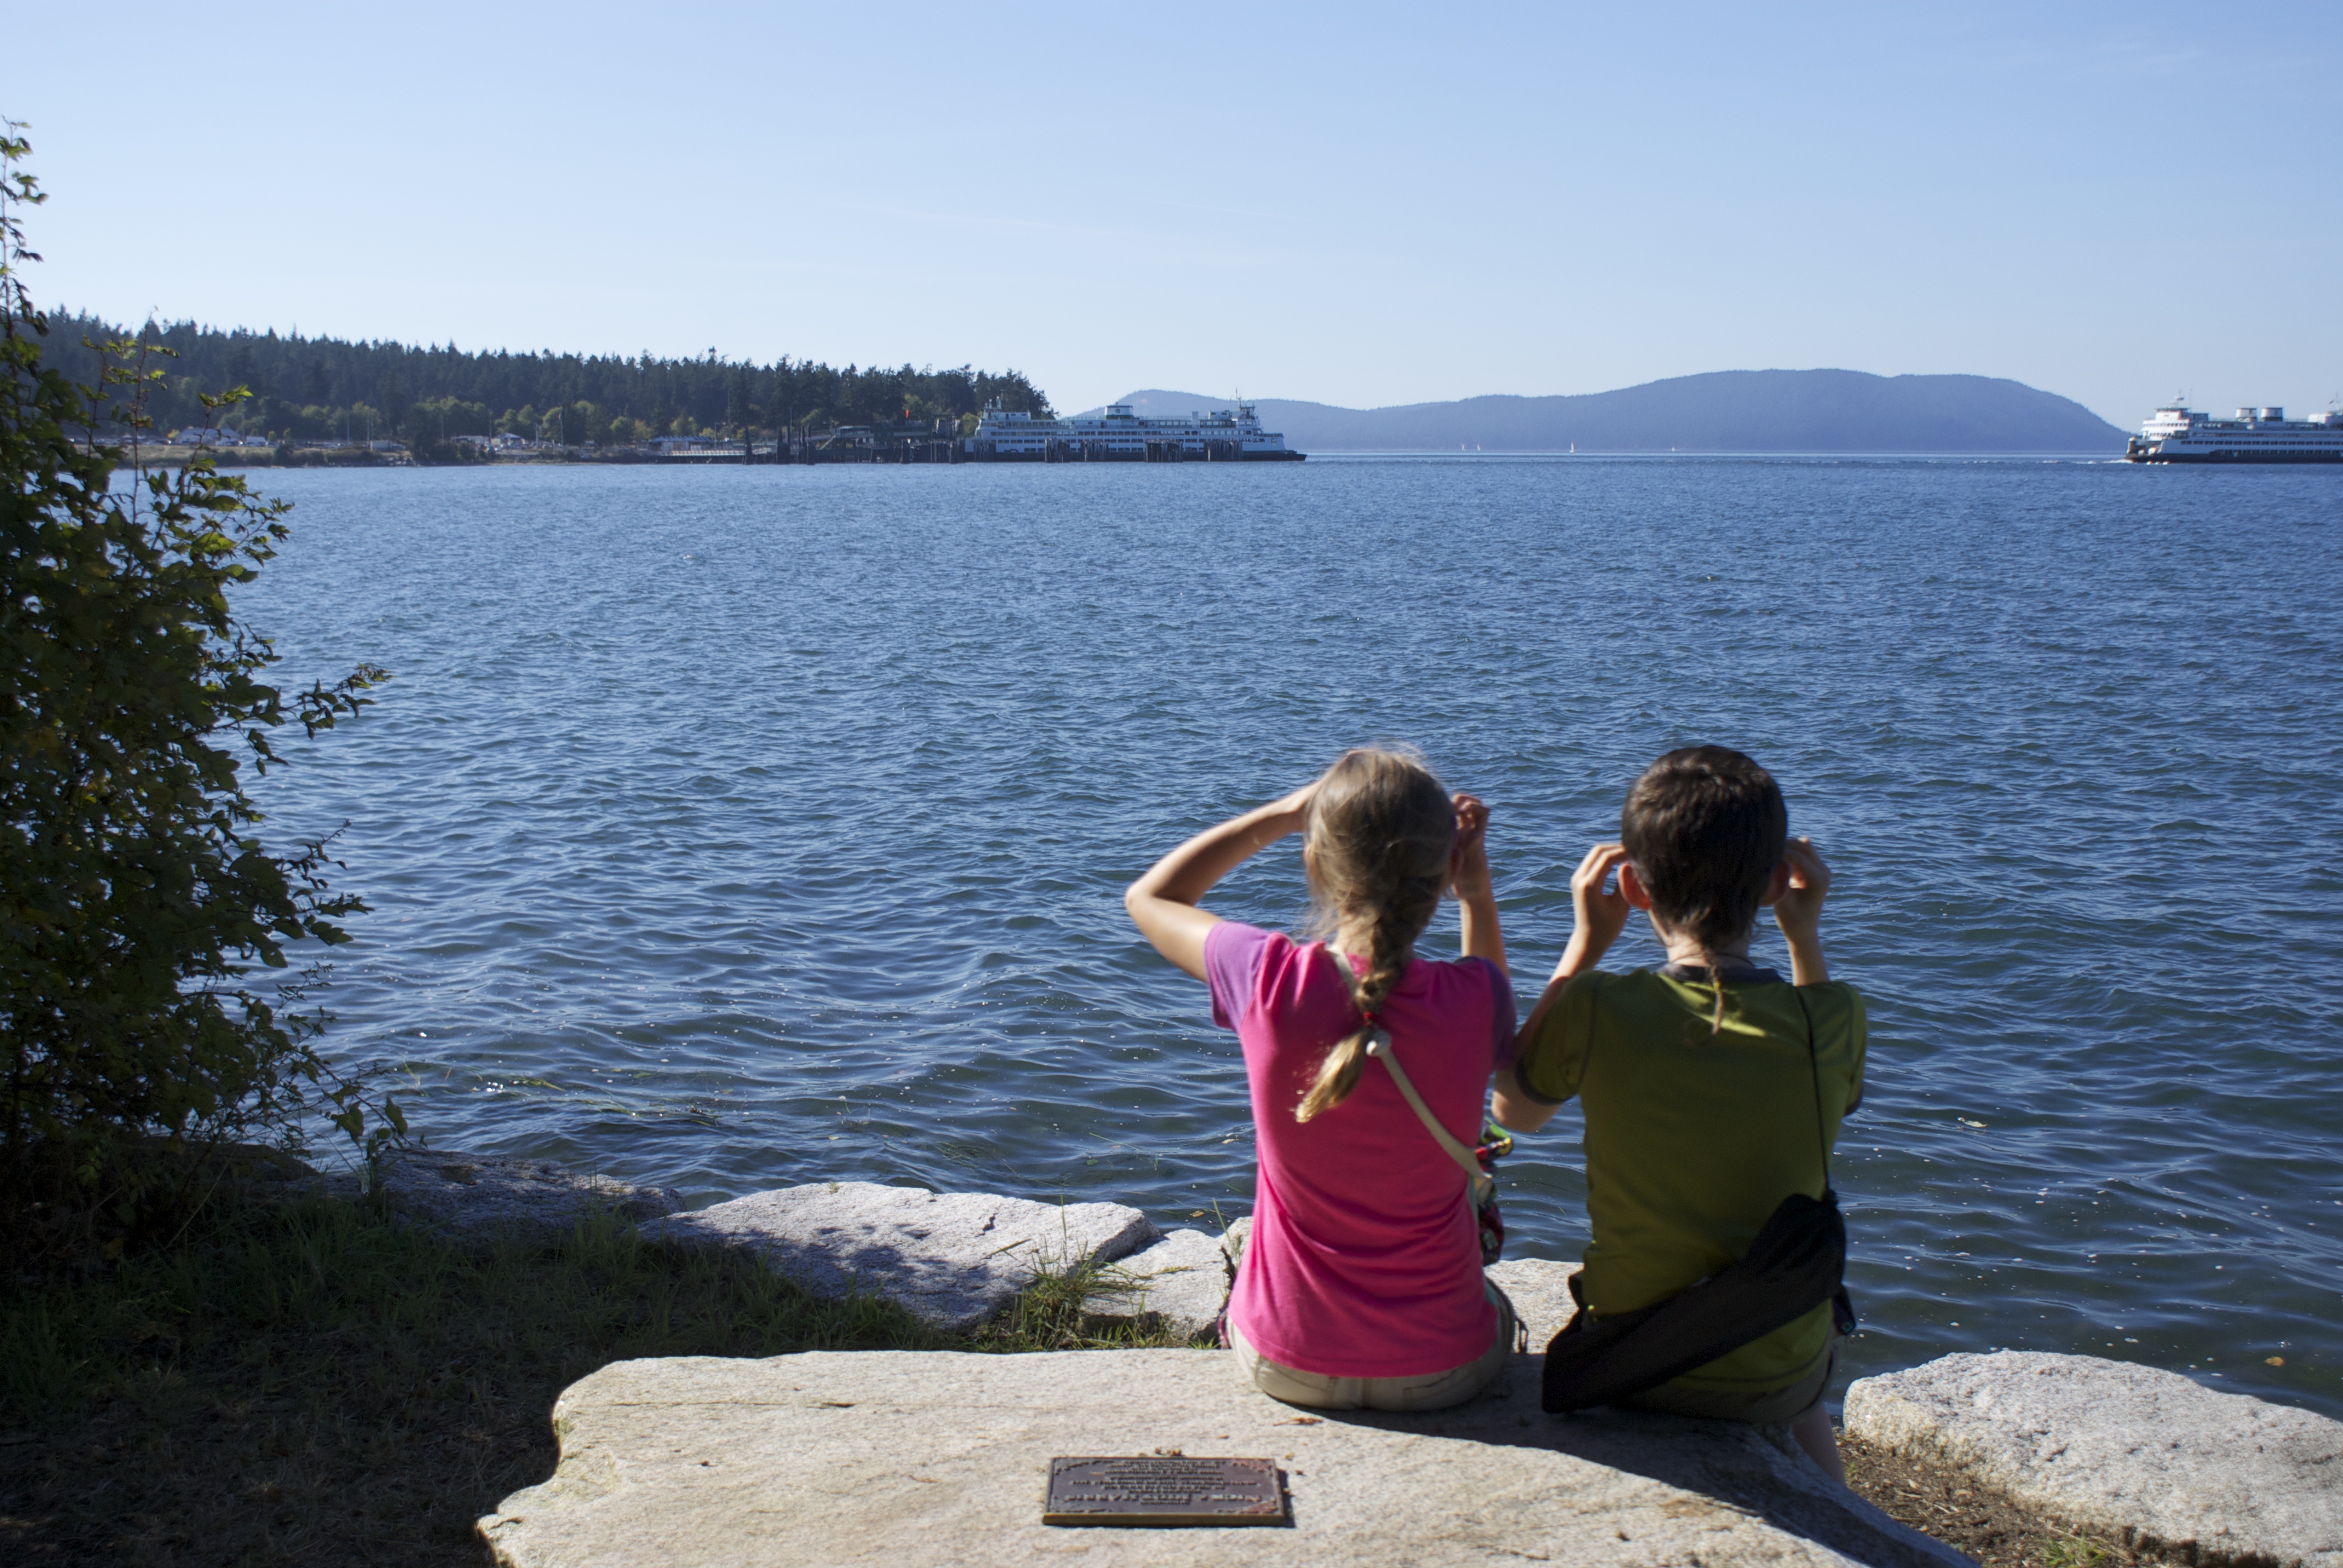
{"left": 2125, "top": 402, "right": 2343, "bottom": 464}
{"left": 963, "top": 400, "right": 1305, "bottom": 462}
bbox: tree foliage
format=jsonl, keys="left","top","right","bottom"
{"left": 0, "top": 131, "right": 393, "bottom": 1235}
{"left": 33, "top": 310, "right": 1055, "bottom": 449}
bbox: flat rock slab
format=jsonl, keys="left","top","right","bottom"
{"left": 374, "top": 1149, "right": 685, "bottom": 1238}
{"left": 479, "top": 1348, "right": 1966, "bottom": 1568}
{"left": 1079, "top": 1233, "right": 1581, "bottom": 1346}
{"left": 644, "top": 1183, "right": 1159, "bottom": 1331}
{"left": 1845, "top": 1351, "right": 2343, "bottom": 1568}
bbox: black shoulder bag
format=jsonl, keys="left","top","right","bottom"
{"left": 1539, "top": 987, "right": 1857, "bottom": 1414}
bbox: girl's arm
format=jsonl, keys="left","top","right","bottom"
{"left": 1124, "top": 784, "right": 1316, "bottom": 981}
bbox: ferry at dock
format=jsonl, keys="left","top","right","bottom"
{"left": 2125, "top": 402, "right": 2343, "bottom": 464}
{"left": 963, "top": 400, "right": 1305, "bottom": 462}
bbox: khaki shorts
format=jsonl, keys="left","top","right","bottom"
{"left": 1617, "top": 1336, "right": 1837, "bottom": 1425}
{"left": 1228, "top": 1281, "right": 1519, "bottom": 1413}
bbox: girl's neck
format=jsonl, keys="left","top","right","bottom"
{"left": 1331, "top": 923, "right": 1415, "bottom": 963}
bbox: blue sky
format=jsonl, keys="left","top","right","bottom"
{"left": 8, "top": 3, "right": 2338, "bottom": 424}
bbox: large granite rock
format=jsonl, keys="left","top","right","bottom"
{"left": 1221, "top": 1213, "right": 1253, "bottom": 1266}
{"left": 1083, "top": 1228, "right": 1230, "bottom": 1339}
{"left": 1485, "top": 1255, "right": 1583, "bottom": 1346}
{"left": 479, "top": 1347, "right": 1965, "bottom": 1567}
{"left": 370, "top": 1148, "right": 686, "bottom": 1238}
{"left": 1845, "top": 1351, "right": 2343, "bottom": 1568}
{"left": 644, "top": 1183, "right": 1160, "bottom": 1331}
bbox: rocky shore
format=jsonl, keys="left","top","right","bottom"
{"left": 353, "top": 1151, "right": 2340, "bottom": 1568}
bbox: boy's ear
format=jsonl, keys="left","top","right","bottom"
{"left": 1619, "top": 862, "right": 1655, "bottom": 911}
{"left": 1758, "top": 860, "right": 1792, "bottom": 907}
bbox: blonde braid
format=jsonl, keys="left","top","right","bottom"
{"left": 1296, "top": 860, "right": 1446, "bottom": 1122}
{"left": 1288, "top": 748, "right": 1456, "bottom": 1120}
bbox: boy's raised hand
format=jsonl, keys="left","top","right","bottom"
{"left": 1771, "top": 837, "right": 1830, "bottom": 937}
{"left": 1560, "top": 842, "right": 1633, "bottom": 975}
{"left": 1770, "top": 837, "right": 1832, "bottom": 984}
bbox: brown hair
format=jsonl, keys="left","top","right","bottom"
{"left": 1620, "top": 745, "right": 1787, "bottom": 1036}
{"left": 1294, "top": 748, "right": 1457, "bottom": 1122}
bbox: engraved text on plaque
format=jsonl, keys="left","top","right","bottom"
{"left": 1041, "top": 1455, "right": 1286, "bottom": 1527}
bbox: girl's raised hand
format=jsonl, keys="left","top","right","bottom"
{"left": 1124, "top": 777, "right": 1329, "bottom": 981}
{"left": 1449, "top": 793, "right": 1506, "bottom": 970}
{"left": 1267, "top": 778, "right": 1320, "bottom": 826}
{"left": 1449, "top": 793, "right": 1493, "bottom": 901}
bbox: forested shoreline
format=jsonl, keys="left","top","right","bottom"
{"left": 35, "top": 310, "right": 1052, "bottom": 450}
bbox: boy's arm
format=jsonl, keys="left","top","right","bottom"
{"left": 1490, "top": 1065, "right": 1558, "bottom": 1132}
{"left": 1492, "top": 843, "right": 1630, "bottom": 1131}
{"left": 1449, "top": 794, "right": 1505, "bottom": 973}
{"left": 1514, "top": 841, "right": 1632, "bottom": 1044}
{"left": 1770, "top": 837, "right": 1831, "bottom": 986}
{"left": 1124, "top": 783, "right": 1315, "bottom": 981}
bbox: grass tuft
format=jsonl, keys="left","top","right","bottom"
{"left": 970, "top": 1251, "right": 1214, "bottom": 1352}
{"left": 1842, "top": 1432, "right": 2185, "bottom": 1568}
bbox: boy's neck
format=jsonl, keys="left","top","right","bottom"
{"left": 1651, "top": 918, "right": 1754, "bottom": 970}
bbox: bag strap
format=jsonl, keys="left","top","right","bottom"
{"left": 1366, "top": 1038, "right": 1487, "bottom": 1187}
{"left": 1793, "top": 985, "right": 1832, "bottom": 1196}
{"left": 1320, "top": 946, "right": 1489, "bottom": 1192}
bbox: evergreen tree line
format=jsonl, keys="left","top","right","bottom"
{"left": 35, "top": 311, "right": 1054, "bottom": 448}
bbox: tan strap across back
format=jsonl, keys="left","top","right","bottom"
{"left": 1320, "top": 944, "right": 1495, "bottom": 1205}
{"left": 1367, "top": 1037, "right": 1495, "bottom": 1207}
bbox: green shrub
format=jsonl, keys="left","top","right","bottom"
{"left": 0, "top": 130, "right": 391, "bottom": 1246}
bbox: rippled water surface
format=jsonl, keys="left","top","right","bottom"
{"left": 235, "top": 457, "right": 2343, "bottom": 1416}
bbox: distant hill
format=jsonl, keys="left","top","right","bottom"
{"left": 1084, "top": 371, "right": 2126, "bottom": 453}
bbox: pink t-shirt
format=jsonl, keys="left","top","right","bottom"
{"left": 1205, "top": 921, "right": 1514, "bottom": 1379}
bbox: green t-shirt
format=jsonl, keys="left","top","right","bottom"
{"left": 1512, "top": 964, "right": 1866, "bottom": 1394}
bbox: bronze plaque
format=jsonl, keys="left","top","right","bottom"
{"left": 1042, "top": 1455, "right": 1285, "bottom": 1527}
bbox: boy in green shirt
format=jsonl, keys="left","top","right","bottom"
{"left": 1493, "top": 746, "right": 1863, "bottom": 1482}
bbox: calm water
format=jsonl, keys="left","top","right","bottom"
{"left": 233, "top": 457, "right": 2343, "bottom": 1417}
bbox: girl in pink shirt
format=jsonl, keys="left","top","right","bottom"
{"left": 1125, "top": 748, "right": 1518, "bottom": 1411}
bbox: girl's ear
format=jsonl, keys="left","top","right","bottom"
{"left": 1758, "top": 860, "right": 1792, "bottom": 907}
{"left": 1619, "top": 861, "right": 1656, "bottom": 911}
